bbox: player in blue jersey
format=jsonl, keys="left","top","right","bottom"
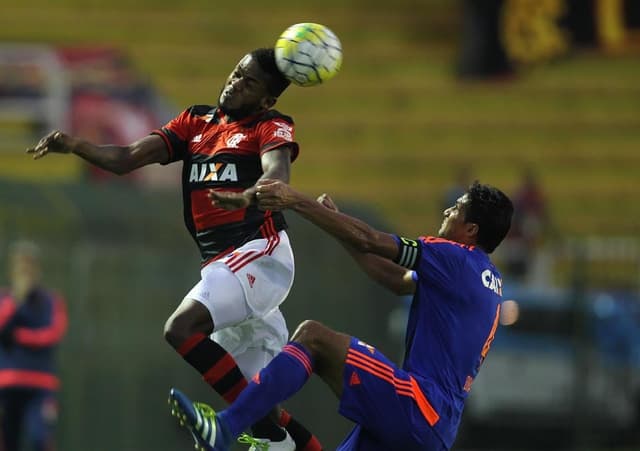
{"left": 169, "top": 180, "right": 513, "bottom": 450}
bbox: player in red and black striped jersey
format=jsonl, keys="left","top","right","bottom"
{"left": 152, "top": 104, "right": 299, "bottom": 264}
{"left": 28, "top": 48, "right": 320, "bottom": 451}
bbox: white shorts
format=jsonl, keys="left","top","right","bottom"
{"left": 185, "top": 230, "right": 294, "bottom": 377}
{"left": 213, "top": 308, "right": 288, "bottom": 379}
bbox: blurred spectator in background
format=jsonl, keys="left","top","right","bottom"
{"left": 502, "top": 167, "right": 552, "bottom": 285}
{"left": 0, "top": 241, "right": 67, "bottom": 451}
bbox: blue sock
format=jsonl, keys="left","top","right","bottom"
{"left": 217, "top": 342, "right": 314, "bottom": 438}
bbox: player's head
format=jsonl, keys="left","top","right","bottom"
{"left": 218, "top": 48, "right": 291, "bottom": 119}
{"left": 438, "top": 182, "right": 513, "bottom": 253}
{"left": 8, "top": 240, "right": 42, "bottom": 298}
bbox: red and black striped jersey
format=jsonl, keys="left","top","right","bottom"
{"left": 152, "top": 105, "right": 300, "bottom": 264}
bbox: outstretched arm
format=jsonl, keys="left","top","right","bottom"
{"left": 256, "top": 179, "right": 397, "bottom": 258}
{"left": 27, "top": 131, "right": 169, "bottom": 175}
{"left": 257, "top": 179, "right": 400, "bottom": 259}
{"left": 316, "top": 194, "right": 415, "bottom": 296}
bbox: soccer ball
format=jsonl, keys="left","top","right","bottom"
{"left": 275, "top": 23, "right": 343, "bottom": 87}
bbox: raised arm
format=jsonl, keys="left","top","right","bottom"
{"left": 314, "top": 193, "right": 415, "bottom": 295}
{"left": 27, "top": 130, "right": 170, "bottom": 175}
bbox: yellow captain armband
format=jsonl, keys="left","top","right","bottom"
{"left": 394, "top": 236, "right": 420, "bottom": 269}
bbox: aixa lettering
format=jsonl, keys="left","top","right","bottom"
{"left": 189, "top": 163, "right": 238, "bottom": 183}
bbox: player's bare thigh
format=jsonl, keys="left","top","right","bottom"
{"left": 290, "top": 320, "right": 351, "bottom": 397}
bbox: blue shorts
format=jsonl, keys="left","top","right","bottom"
{"left": 336, "top": 337, "right": 447, "bottom": 451}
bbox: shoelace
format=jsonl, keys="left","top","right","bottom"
{"left": 237, "top": 433, "right": 269, "bottom": 450}
{"left": 193, "top": 402, "right": 217, "bottom": 420}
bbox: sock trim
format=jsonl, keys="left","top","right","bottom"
{"left": 302, "top": 435, "right": 322, "bottom": 451}
{"left": 203, "top": 353, "right": 238, "bottom": 384}
{"left": 177, "top": 332, "right": 206, "bottom": 356}
{"left": 278, "top": 410, "right": 292, "bottom": 427}
{"left": 283, "top": 344, "right": 313, "bottom": 376}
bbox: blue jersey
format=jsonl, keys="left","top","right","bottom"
{"left": 399, "top": 236, "right": 502, "bottom": 448}
{"left": 0, "top": 288, "right": 67, "bottom": 392}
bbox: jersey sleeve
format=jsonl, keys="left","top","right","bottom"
{"left": 13, "top": 293, "right": 67, "bottom": 348}
{"left": 150, "top": 107, "right": 194, "bottom": 164}
{"left": 255, "top": 117, "right": 300, "bottom": 162}
{"left": 416, "top": 236, "right": 466, "bottom": 289}
{"left": 0, "top": 295, "right": 17, "bottom": 330}
{"left": 393, "top": 235, "right": 465, "bottom": 289}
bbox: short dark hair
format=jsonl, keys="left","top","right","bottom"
{"left": 464, "top": 182, "right": 513, "bottom": 253}
{"left": 249, "top": 48, "right": 291, "bottom": 97}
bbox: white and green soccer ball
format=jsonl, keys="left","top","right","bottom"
{"left": 275, "top": 23, "right": 343, "bottom": 87}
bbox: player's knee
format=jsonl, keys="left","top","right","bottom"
{"left": 163, "top": 312, "right": 193, "bottom": 349}
{"left": 292, "top": 319, "right": 323, "bottom": 338}
{"left": 164, "top": 301, "right": 215, "bottom": 349}
{"left": 163, "top": 315, "right": 179, "bottom": 347}
{"left": 291, "top": 320, "right": 329, "bottom": 352}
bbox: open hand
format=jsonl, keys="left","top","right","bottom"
{"left": 26, "top": 130, "right": 73, "bottom": 160}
